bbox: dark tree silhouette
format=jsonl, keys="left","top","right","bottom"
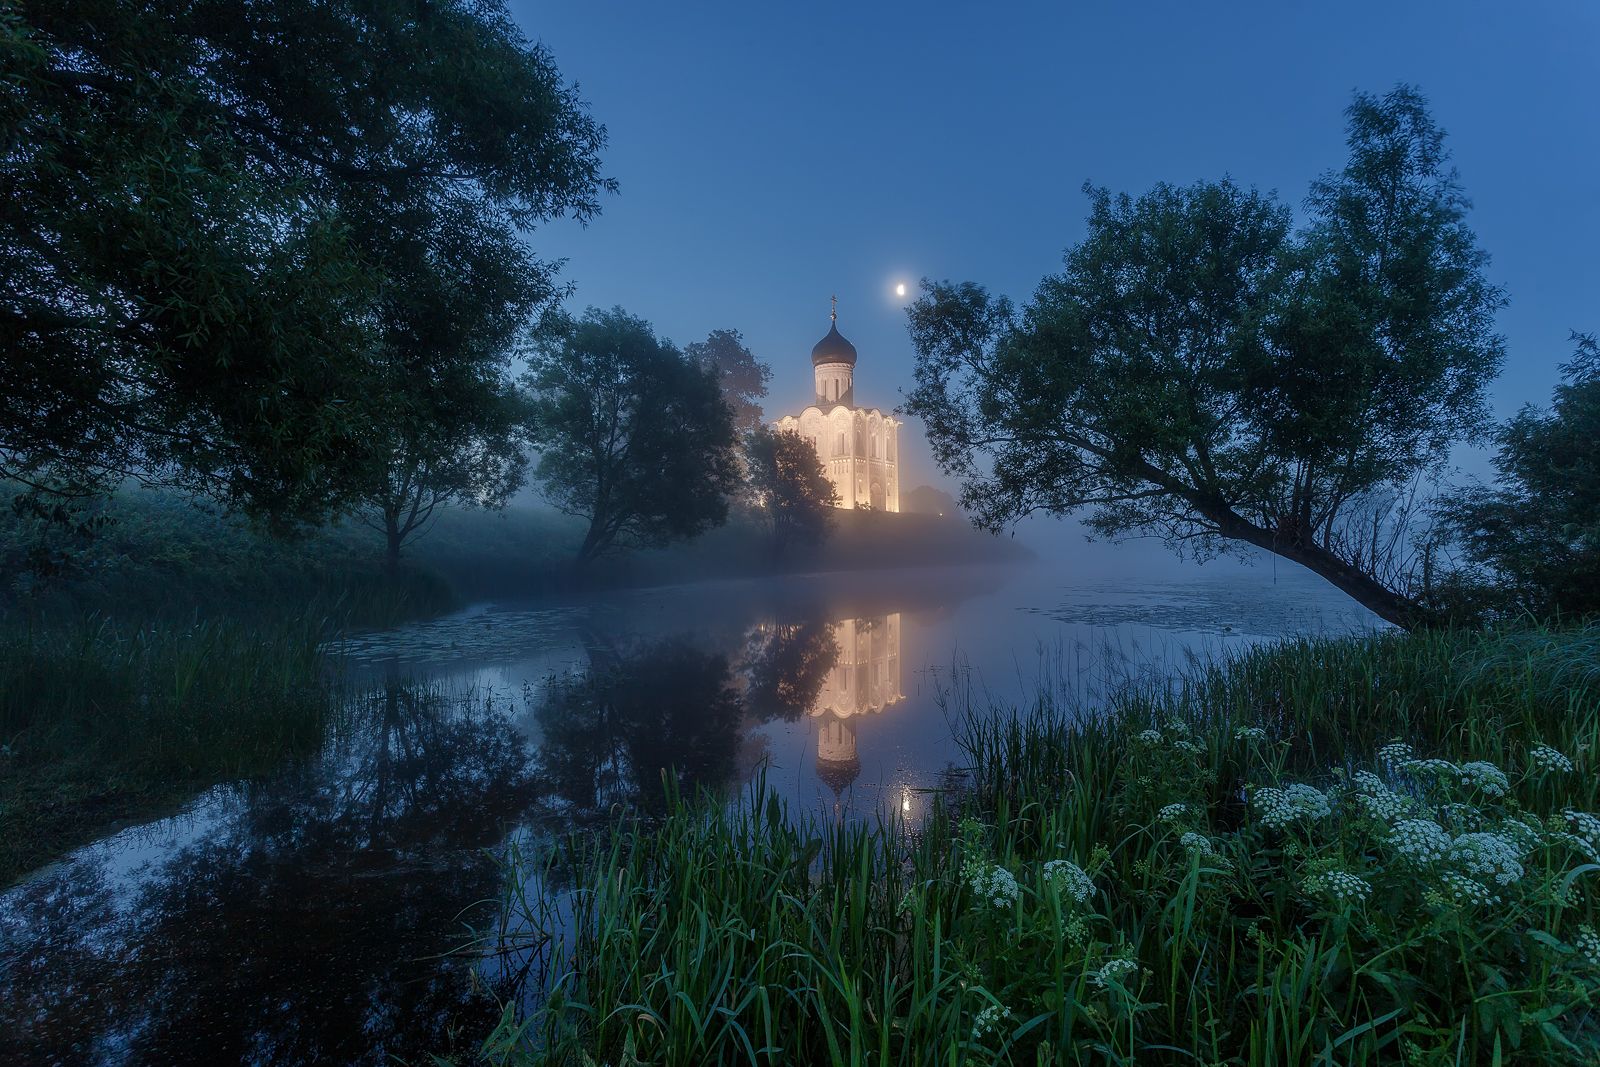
{"left": 527, "top": 308, "right": 741, "bottom": 564}
{"left": 742, "top": 620, "right": 840, "bottom": 722}
{"left": 534, "top": 640, "right": 745, "bottom": 815}
{"left": 905, "top": 87, "right": 1503, "bottom": 629}
{"left": 686, "top": 329, "right": 772, "bottom": 436}
{"left": 745, "top": 428, "right": 838, "bottom": 559}
{"left": 1441, "top": 332, "right": 1600, "bottom": 619}
{"left": 1, "top": 0, "right": 610, "bottom": 529}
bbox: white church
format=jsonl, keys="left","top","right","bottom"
{"left": 774, "top": 300, "right": 900, "bottom": 511}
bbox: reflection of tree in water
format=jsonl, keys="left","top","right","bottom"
{"left": 741, "top": 620, "right": 840, "bottom": 722}
{"left": 0, "top": 684, "right": 538, "bottom": 1066}
{"left": 535, "top": 638, "right": 745, "bottom": 817}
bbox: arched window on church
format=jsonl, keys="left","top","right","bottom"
{"left": 835, "top": 432, "right": 846, "bottom": 457}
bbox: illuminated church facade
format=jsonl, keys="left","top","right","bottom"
{"left": 774, "top": 301, "right": 900, "bottom": 512}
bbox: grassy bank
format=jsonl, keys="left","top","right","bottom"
{"left": 480, "top": 627, "right": 1600, "bottom": 1065}
{"left": 0, "top": 615, "right": 337, "bottom": 883}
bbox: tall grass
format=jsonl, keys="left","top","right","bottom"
{"left": 0, "top": 614, "right": 337, "bottom": 882}
{"left": 476, "top": 625, "right": 1600, "bottom": 1065}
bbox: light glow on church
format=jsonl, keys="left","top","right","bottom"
{"left": 774, "top": 298, "right": 901, "bottom": 512}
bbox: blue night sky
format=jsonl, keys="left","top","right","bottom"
{"left": 512, "top": 0, "right": 1599, "bottom": 500}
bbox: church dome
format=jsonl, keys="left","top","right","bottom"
{"left": 811, "top": 321, "right": 858, "bottom": 367}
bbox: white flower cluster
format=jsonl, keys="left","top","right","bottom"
{"left": 1564, "top": 809, "right": 1600, "bottom": 845}
{"left": 1352, "top": 770, "right": 1408, "bottom": 821}
{"left": 1172, "top": 740, "right": 1205, "bottom": 755}
{"left": 972, "top": 1002, "right": 1012, "bottom": 1041}
{"left": 1440, "top": 872, "right": 1498, "bottom": 906}
{"left": 1157, "top": 802, "right": 1189, "bottom": 822}
{"left": 1252, "top": 783, "right": 1332, "bottom": 829}
{"left": 1303, "top": 870, "right": 1372, "bottom": 906}
{"left": 1234, "top": 726, "right": 1267, "bottom": 742}
{"left": 1091, "top": 957, "right": 1139, "bottom": 989}
{"left": 964, "top": 860, "right": 1020, "bottom": 909}
{"left": 1043, "top": 859, "right": 1095, "bottom": 904}
{"left": 1558, "top": 810, "right": 1600, "bottom": 863}
{"left": 1529, "top": 744, "right": 1574, "bottom": 774}
{"left": 1575, "top": 925, "right": 1600, "bottom": 969}
{"left": 1448, "top": 832, "right": 1524, "bottom": 886}
{"left": 1135, "top": 729, "right": 1163, "bottom": 745}
{"left": 1401, "top": 757, "right": 1458, "bottom": 777}
{"left": 1389, "top": 818, "right": 1452, "bottom": 864}
{"left": 1377, "top": 742, "right": 1413, "bottom": 768}
{"left": 1456, "top": 761, "right": 1510, "bottom": 797}
{"left": 1179, "top": 831, "right": 1215, "bottom": 855}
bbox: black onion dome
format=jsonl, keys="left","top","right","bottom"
{"left": 816, "top": 755, "right": 861, "bottom": 797}
{"left": 810, "top": 322, "right": 858, "bottom": 367}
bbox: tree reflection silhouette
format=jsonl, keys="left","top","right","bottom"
{"left": 534, "top": 638, "right": 745, "bottom": 817}
{"left": 741, "top": 620, "right": 840, "bottom": 723}
{"left": 0, "top": 684, "right": 538, "bottom": 1066}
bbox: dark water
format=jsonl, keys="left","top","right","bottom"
{"left": 0, "top": 560, "right": 1378, "bottom": 1065}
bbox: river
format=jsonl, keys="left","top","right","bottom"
{"left": 0, "top": 558, "right": 1379, "bottom": 1065}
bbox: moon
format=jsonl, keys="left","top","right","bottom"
{"left": 895, "top": 282, "right": 907, "bottom": 298}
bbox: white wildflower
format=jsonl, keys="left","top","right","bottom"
{"left": 1043, "top": 859, "right": 1095, "bottom": 904}
{"left": 1172, "top": 740, "right": 1204, "bottom": 756}
{"left": 1401, "top": 757, "right": 1458, "bottom": 777}
{"left": 1352, "top": 770, "right": 1407, "bottom": 821}
{"left": 1529, "top": 745, "right": 1574, "bottom": 774}
{"left": 1575, "top": 925, "right": 1600, "bottom": 969}
{"left": 1135, "top": 729, "right": 1163, "bottom": 744}
{"left": 1234, "top": 725, "right": 1267, "bottom": 742}
{"left": 1563, "top": 809, "right": 1600, "bottom": 846}
{"left": 1448, "top": 832, "right": 1524, "bottom": 886}
{"left": 1179, "top": 831, "right": 1214, "bottom": 854}
{"left": 1090, "top": 957, "right": 1139, "bottom": 989}
{"left": 1440, "top": 872, "right": 1498, "bottom": 906}
{"left": 1500, "top": 817, "right": 1545, "bottom": 852}
{"left": 1456, "top": 761, "right": 1510, "bottom": 797}
{"left": 964, "top": 861, "right": 1020, "bottom": 909}
{"left": 1377, "top": 742, "right": 1413, "bottom": 768}
{"left": 1157, "top": 802, "right": 1189, "bottom": 822}
{"left": 971, "top": 1001, "right": 1013, "bottom": 1041}
{"left": 1389, "top": 819, "right": 1451, "bottom": 864}
{"left": 1252, "top": 783, "right": 1332, "bottom": 830}
{"left": 1303, "top": 870, "right": 1371, "bottom": 906}
{"left": 1163, "top": 719, "right": 1191, "bottom": 737}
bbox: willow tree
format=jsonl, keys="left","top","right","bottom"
{"left": 905, "top": 87, "right": 1503, "bottom": 629}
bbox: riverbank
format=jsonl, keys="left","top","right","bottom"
{"left": 483, "top": 625, "right": 1600, "bottom": 1065}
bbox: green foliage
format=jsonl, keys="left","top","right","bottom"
{"left": 904, "top": 86, "right": 1504, "bottom": 630}
{"left": 1, "top": 0, "right": 609, "bottom": 528}
{"left": 480, "top": 626, "right": 1600, "bottom": 1065}
{"left": 744, "top": 427, "right": 838, "bottom": 558}
{"left": 688, "top": 328, "right": 772, "bottom": 436}
{"left": 1441, "top": 333, "right": 1600, "bottom": 620}
{"left": 527, "top": 308, "right": 742, "bottom": 563}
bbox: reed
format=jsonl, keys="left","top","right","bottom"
{"left": 480, "top": 624, "right": 1600, "bottom": 1065}
{"left": 0, "top": 613, "right": 337, "bottom": 882}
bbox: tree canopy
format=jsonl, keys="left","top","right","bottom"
{"left": 527, "top": 308, "right": 741, "bottom": 563}
{"left": 1, "top": 0, "right": 610, "bottom": 528}
{"left": 904, "top": 87, "right": 1503, "bottom": 629}
{"left": 1441, "top": 333, "right": 1600, "bottom": 619}
{"left": 686, "top": 329, "right": 771, "bottom": 436}
{"left": 745, "top": 428, "right": 837, "bottom": 559}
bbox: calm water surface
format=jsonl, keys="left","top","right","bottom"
{"left": 0, "top": 559, "right": 1379, "bottom": 1065}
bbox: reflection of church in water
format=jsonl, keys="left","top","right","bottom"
{"left": 811, "top": 614, "right": 903, "bottom": 796}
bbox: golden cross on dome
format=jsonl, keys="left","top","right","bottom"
{"left": 830, "top": 294, "right": 837, "bottom": 323}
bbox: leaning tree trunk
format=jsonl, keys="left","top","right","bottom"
{"left": 1203, "top": 505, "right": 1436, "bottom": 631}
